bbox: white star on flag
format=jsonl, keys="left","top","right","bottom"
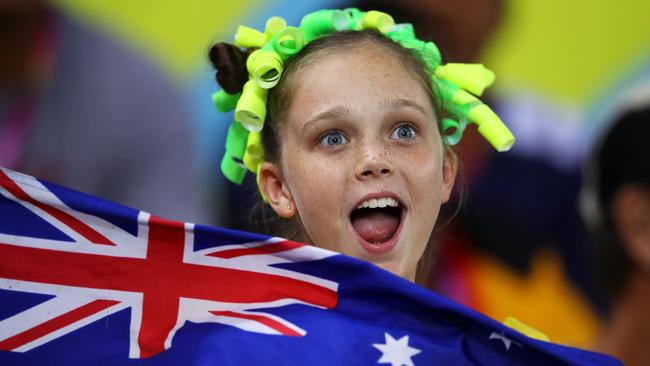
{"left": 489, "top": 332, "right": 521, "bottom": 351}
{"left": 372, "top": 332, "right": 421, "bottom": 366}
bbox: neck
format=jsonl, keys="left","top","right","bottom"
{"left": 596, "top": 270, "right": 650, "bottom": 366}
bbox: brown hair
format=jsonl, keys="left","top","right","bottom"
{"left": 209, "top": 29, "right": 456, "bottom": 286}
{"left": 208, "top": 42, "right": 250, "bottom": 94}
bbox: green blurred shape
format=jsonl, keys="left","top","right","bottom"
{"left": 212, "top": 90, "right": 241, "bottom": 112}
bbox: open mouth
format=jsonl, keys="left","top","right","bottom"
{"left": 349, "top": 196, "right": 405, "bottom": 253}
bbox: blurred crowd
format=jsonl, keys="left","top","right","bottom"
{"left": 0, "top": 0, "right": 210, "bottom": 223}
{"left": 1, "top": 1, "right": 649, "bottom": 365}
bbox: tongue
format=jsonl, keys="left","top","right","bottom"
{"left": 351, "top": 210, "right": 400, "bottom": 243}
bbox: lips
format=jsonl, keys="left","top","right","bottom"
{"left": 349, "top": 193, "right": 405, "bottom": 254}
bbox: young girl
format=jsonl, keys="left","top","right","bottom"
{"left": 209, "top": 8, "right": 514, "bottom": 284}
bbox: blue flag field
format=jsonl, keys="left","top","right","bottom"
{"left": 0, "top": 168, "right": 620, "bottom": 365}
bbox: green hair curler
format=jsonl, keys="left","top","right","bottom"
{"left": 300, "top": 9, "right": 352, "bottom": 42}
{"left": 212, "top": 90, "right": 241, "bottom": 113}
{"left": 247, "top": 49, "right": 283, "bottom": 89}
{"left": 234, "top": 80, "right": 268, "bottom": 132}
{"left": 263, "top": 26, "right": 306, "bottom": 61}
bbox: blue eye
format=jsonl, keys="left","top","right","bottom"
{"left": 391, "top": 123, "right": 417, "bottom": 140}
{"left": 319, "top": 131, "right": 348, "bottom": 147}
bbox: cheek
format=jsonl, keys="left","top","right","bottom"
{"left": 288, "top": 154, "right": 335, "bottom": 193}
{"left": 405, "top": 146, "right": 444, "bottom": 198}
{"left": 284, "top": 152, "right": 347, "bottom": 217}
{"left": 284, "top": 153, "right": 351, "bottom": 250}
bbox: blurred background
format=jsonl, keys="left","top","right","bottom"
{"left": 2, "top": 0, "right": 650, "bottom": 363}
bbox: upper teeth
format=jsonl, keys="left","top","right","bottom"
{"left": 356, "top": 197, "right": 399, "bottom": 209}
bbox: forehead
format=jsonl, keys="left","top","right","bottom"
{"left": 286, "top": 43, "right": 432, "bottom": 111}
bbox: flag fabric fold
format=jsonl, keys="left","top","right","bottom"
{"left": 0, "top": 167, "right": 619, "bottom": 365}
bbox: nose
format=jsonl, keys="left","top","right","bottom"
{"left": 354, "top": 143, "right": 394, "bottom": 180}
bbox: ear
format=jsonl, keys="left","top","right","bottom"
{"left": 258, "top": 161, "right": 296, "bottom": 218}
{"left": 612, "top": 185, "right": 650, "bottom": 270}
{"left": 440, "top": 148, "right": 458, "bottom": 204}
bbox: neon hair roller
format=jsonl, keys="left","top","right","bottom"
{"left": 435, "top": 64, "right": 495, "bottom": 96}
{"left": 255, "top": 164, "right": 268, "bottom": 203}
{"left": 264, "top": 16, "right": 287, "bottom": 38}
{"left": 438, "top": 79, "right": 515, "bottom": 152}
{"left": 243, "top": 131, "right": 264, "bottom": 173}
{"left": 234, "top": 26, "right": 267, "bottom": 48}
{"left": 212, "top": 90, "right": 241, "bottom": 113}
{"left": 234, "top": 17, "right": 288, "bottom": 48}
{"left": 341, "top": 8, "right": 364, "bottom": 29}
{"left": 361, "top": 11, "right": 394, "bottom": 33}
{"left": 300, "top": 9, "right": 352, "bottom": 42}
{"left": 396, "top": 38, "right": 441, "bottom": 72}
{"left": 242, "top": 150, "right": 261, "bottom": 174}
{"left": 220, "top": 121, "right": 250, "bottom": 184}
{"left": 225, "top": 120, "right": 249, "bottom": 159}
{"left": 221, "top": 154, "right": 247, "bottom": 184}
{"left": 441, "top": 118, "right": 468, "bottom": 146}
{"left": 249, "top": 136, "right": 269, "bottom": 202}
{"left": 263, "top": 26, "right": 306, "bottom": 61}
{"left": 235, "top": 80, "right": 268, "bottom": 132}
{"left": 385, "top": 23, "right": 416, "bottom": 41}
{"left": 247, "top": 49, "right": 283, "bottom": 89}
{"left": 469, "top": 104, "right": 515, "bottom": 152}
{"left": 421, "top": 42, "right": 442, "bottom": 72}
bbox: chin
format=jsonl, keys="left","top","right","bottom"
{"left": 373, "top": 259, "right": 412, "bottom": 280}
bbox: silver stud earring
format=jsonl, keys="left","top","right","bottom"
{"left": 286, "top": 203, "right": 292, "bottom": 211}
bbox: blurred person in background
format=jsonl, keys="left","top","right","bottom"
{"left": 581, "top": 102, "right": 650, "bottom": 366}
{"left": 353, "top": 0, "right": 600, "bottom": 346}
{"left": 0, "top": 0, "right": 210, "bottom": 223}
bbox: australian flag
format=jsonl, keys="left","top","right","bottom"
{"left": 0, "top": 167, "right": 620, "bottom": 365}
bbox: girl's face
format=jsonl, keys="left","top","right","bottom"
{"left": 260, "top": 43, "right": 457, "bottom": 281}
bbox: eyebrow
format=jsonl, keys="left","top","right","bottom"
{"left": 303, "top": 106, "right": 351, "bottom": 130}
{"left": 380, "top": 98, "right": 429, "bottom": 117}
